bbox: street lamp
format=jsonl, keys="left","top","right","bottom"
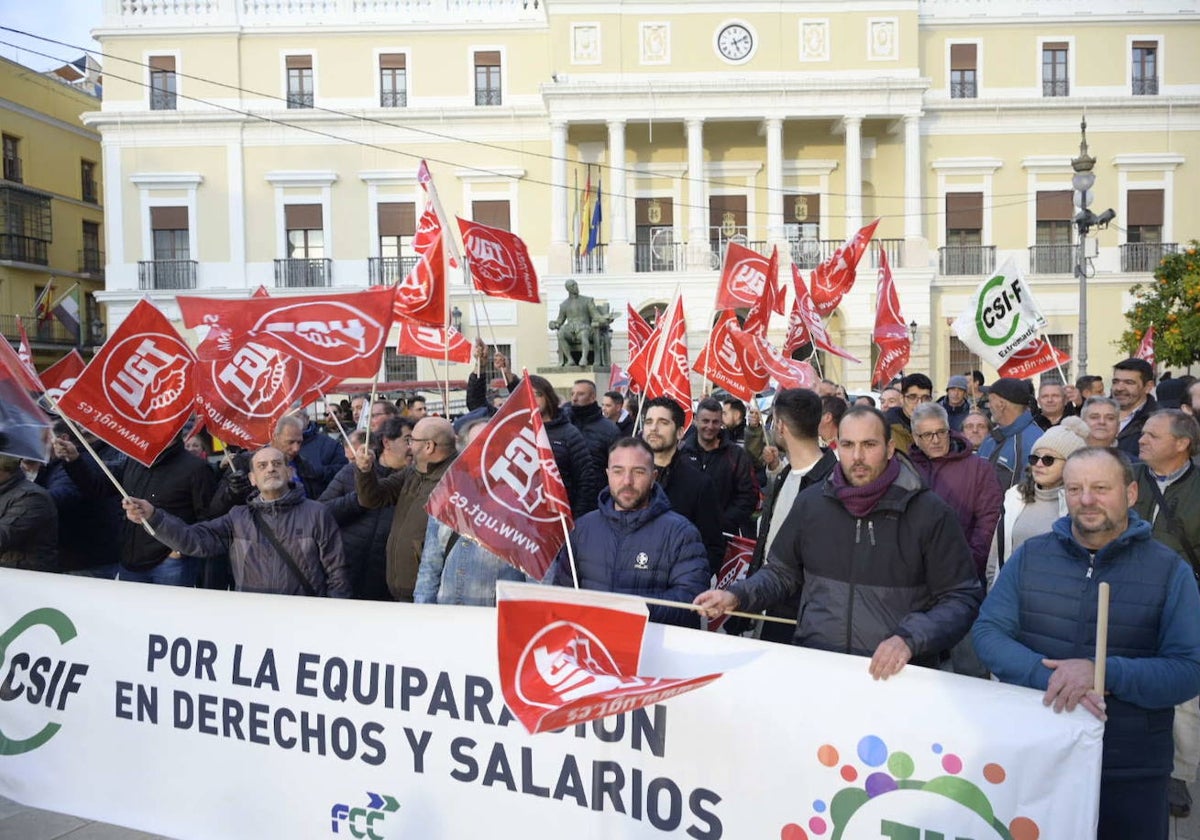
{"left": 1070, "top": 116, "right": 1116, "bottom": 378}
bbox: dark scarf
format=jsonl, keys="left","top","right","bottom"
{"left": 831, "top": 456, "right": 902, "bottom": 518}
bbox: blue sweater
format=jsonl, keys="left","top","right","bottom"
{"left": 551, "top": 484, "right": 710, "bottom": 627}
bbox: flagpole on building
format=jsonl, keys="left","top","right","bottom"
{"left": 558, "top": 514, "right": 579, "bottom": 589}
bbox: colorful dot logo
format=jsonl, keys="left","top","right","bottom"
{"left": 779, "top": 735, "right": 1041, "bottom": 840}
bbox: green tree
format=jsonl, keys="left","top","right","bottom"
{"left": 1118, "top": 240, "right": 1200, "bottom": 368}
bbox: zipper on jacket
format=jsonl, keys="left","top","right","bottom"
{"left": 868, "top": 521, "right": 876, "bottom": 547}
{"left": 847, "top": 518, "right": 862, "bottom": 654}
{"left": 1085, "top": 553, "right": 1095, "bottom": 580}
{"left": 855, "top": 519, "right": 862, "bottom": 544}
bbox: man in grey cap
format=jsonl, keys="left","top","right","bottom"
{"left": 938, "top": 375, "right": 972, "bottom": 433}
{"left": 977, "top": 377, "right": 1044, "bottom": 490}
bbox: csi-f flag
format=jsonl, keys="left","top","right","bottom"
{"left": 951, "top": 258, "right": 1047, "bottom": 368}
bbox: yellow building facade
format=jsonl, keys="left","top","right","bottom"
{"left": 89, "top": 0, "right": 1199, "bottom": 394}
{"left": 1, "top": 55, "right": 105, "bottom": 367}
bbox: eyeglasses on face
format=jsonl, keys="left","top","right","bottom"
{"left": 1027, "top": 454, "right": 1063, "bottom": 467}
{"left": 903, "top": 393, "right": 933, "bottom": 403}
{"left": 915, "top": 429, "right": 949, "bottom": 443}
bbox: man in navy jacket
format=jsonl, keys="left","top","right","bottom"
{"left": 974, "top": 446, "right": 1200, "bottom": 840}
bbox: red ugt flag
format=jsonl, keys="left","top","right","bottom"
{"left": 393, "top": 226, "right": 447, "bottom": 327}
{"left": 397, "top": 322, "right": 473, "bottom": 364}
{"left": 457, "top": 217, "right": 540, "bottom": 304}
{"left": 630, "top": 296, "right": 692, "bottom": 430}
{"left": 426, "top": 376, "right": 571, "bottom": 581}
{"left": 693, "top": 311, "right": 768, "bottom": 402}
{"left": 40, "top": 350, "right": 86, "bottom": 405}
{"left": 810, "top": 218, "right": 880, "bottom": 316}
{"left": 59, "top": 299, "right": 195, "bottom": 467}
{"left": 870, "top": 250, "right": 911, "bottom": 389}
{"left": 496, "top": 581, "right": 722, "bottom": 734}
{"left": 1135, "top": 324, "right": 1156, "bottom": 367}
{"left": 707, "top": 536, "right": 755, "bottom": 633}
{"left": 14, "top": 316, "right": 43, "bottom": 392}
{"left": 998, "top": 337, "right": 1071, "bottom": 380}
{"left": 789, "top": 266, "right": 861, "bottom": 364}
{"left": 715, "top": 242, "right": 774, "bottom": 312}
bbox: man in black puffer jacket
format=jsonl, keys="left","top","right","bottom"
{"left": 566, "top": 379, "right": 620, "bottom": 475}
{"left": 0, "top": 455, "right": 58, "bottom": 572}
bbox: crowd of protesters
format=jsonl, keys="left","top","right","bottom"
{"left": 4, "top": 352, "right": 1200, "bottom": 838}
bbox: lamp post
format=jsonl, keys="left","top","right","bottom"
{"left": 1071, "top": 117, "right": 1096, "bottom": 378}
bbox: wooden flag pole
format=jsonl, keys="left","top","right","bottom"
{"left": 1094, "top": 581, "right": 1111, "bottom": 694}
{"left": 640, "top": 596, "right": 797, "bottom": 625}
{"left": 323, "top": 393, "right": 355, "bottom": 451}
{"left": 363, "top": 380, "right": 379, "bottom": 450}
{"left": 559, "top": 513, "right": 579, "bottom": 589}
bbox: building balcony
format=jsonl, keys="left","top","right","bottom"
{"left": 475, "top": 88, "right": 502, "bottom": 106}
{"left": 1133, "top": 78, "right": 1159, "bottom": 96}
{"left": 276, "top": 258, "right": 331, "bottom": 288}
{"left": 634, "top": 241, "right": 683, "bottom": 273}
{"left": 1028, "top": 244, "right": 1074, "bottom": 275}
{"left": 2, "top": 157, "right": 22, "bottom": 184}
{"left": 868, "top": 238, "right": 904, "bottom": 269}
{"left": 79, "top": 249, "right": 104, "bottom": 277}
{"left": 950, "top": 81, "right": 977, "bottom": 99}
{"left": 573, "top": 244, "right": 606, "bottom": 274}
{"left": 286, "top": 92, "right": 314, "bottom": 109}
{"left": 380, "top": 90, "right": 407, "bottom": 108}
{"left": 939, "top": 245, "right": 995, "bottom": 276}
{"left": 0, "top": 313, "right": 82, "bottom": 346}
{"left": 139, "top": 259, "right": 197, "bottom": 290}
{"left": 1042, "top": 79, "right": 1070, "bottom": 97}
{"left": 367, "top": 256, "right": 418, "bottom": 285}
{"left": 0, "top": 234, "right": 49, "bottom": 265}
{"left": 1121, "top": 242, "right": 1177, "bottom": 273}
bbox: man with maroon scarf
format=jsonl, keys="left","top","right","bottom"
{"left": 696, "top": 406, "right": 982, "bottom": 678}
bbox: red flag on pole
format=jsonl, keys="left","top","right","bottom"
{"left": 456, "top": 217, "right": 540, "bottom": 303}
{"left": 1134, "top": 324, "right": 1156, "bottom": 367}
{"left": 998, "top": 337, "right": 1072, "bottom": 380}
{"left": 397, "top": 322, "right": 473, "bottom": 364}
{"left": 693, "top": 311, "right": 769, "bottom": 402}
{"left": 870, "top": 250, "right": 911, "bottom": 389}
{"left": 631, "top": 296, "right": 692, "bottom": 429}
{"left": 40, "top": 349, "right": 85, "bottom": 405}
{"left": 715, "top": 242, "right": 773, "bottom": 311}
{"left": 394, "top": 226, "right": 447, "bottom": 327}
{"left": 733, "top": 331, "right": 820, "bottom": 391}
{"left": 496, "top": 581, "right": 722, "bottom": 734}
{"left": 426, "top": 376, "right": 572, "bottom": 581}
{"left": 810, "top": 218, "right": 880, "bottom": 316}
{"left": 0, "top": 334, "right": 52, "bottom": 462}
{"left": 178, "top": 288, "right": 396, "bottom": 380}
{"left": 626, "top": 303, "right": 653, "bottom": 357}
{"left": 707, "top": 536, "right": 755, "bottom": 633}
{"left": 790, "top": 266, "right": 861, "bottom": 363}
{"left": 741, "top": 246, "right": 782, "bottom": 337}
{"left": 14, "top": 316, "right": 43, "bottom": 391}
{"left": 58, "top": 299, "right": 195, "bottom": 466}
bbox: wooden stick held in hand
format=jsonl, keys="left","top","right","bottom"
{"left": 1094, "top": 581, "right": 1110, "bottom": 694}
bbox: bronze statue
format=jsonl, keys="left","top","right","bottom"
{"left": 549, "top": 279, "right": 613, "bottom": 367}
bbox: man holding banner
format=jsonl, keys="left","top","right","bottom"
{"left": 696, "top": 406, "right": 982, "bottom": 676}
{"left": 974, "top": 446, "right": 1200, "bottom": 840}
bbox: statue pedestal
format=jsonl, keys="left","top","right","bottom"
{"left": 535, "top": 366, "right": 610, "bottom": 393}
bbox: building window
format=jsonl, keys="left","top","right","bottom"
{"left": 286, "top": 55, "right": 314, "bottom": 109}
{"left": 149, "top": 55, "right": 177, "bottom": 110}
{"left": 1033, "top": 190, "right": 1073, "bottom": 274}
{"left": 1124, "top": 189, "right": 1167, "bottom": 272}
{"left": 474, "top": 51, "right": 502, "bottom": 106}
{"left": 81, "top": 220, "right": 102, "bottom": 273}
{"left": 471, "top": 199, "right": 510, "bottom": 231}
{"left": 285, "top": 204, "right": 323, "bottom": 258}
{"left": 1133, "top": 41, "right": 1158, "bottom": 95}
{"left": 372, "top": 201, "right": 416, "bottom": 284}
{"left": 1042, "top": 43, "right": 1069, "bottom": 97}
{"left": 634, "top": 198, "right": 677, "bottom": 272}
{"left": 709, "top": 195, "right": 748, "bottom": 257}
{"left": 948, "top": 336, "right": 981, "bottom": 378}
{"left": 151, "top": 206, "right": 189, "bottom": 260}
{"left": 784, "top": 193, "right": 821, "bottom": 267}
{"left": 383, "top": 348, "right": 418, "bottom": 383}
{"left": 379, "top": 54, "right": 407, "bottom": 107}
{"left": 2, "top": 134, "right": 21, "bottom": 183}
{"left": 949, "top": 43, "right": 977, "bottom": 99}
{"left": 81, "top": 160, "right": 98, "bottom": 203}
{"left": 0, "top": 185, "right": 52, "bottom": 264}
{"left": 942, "top": 192, "right": 990, "bottom": 274}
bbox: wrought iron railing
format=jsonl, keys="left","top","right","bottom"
{"left": 1132, "top": 77, "right": 1159, "bottom": 96}
{"left": 380, "top": 90, "right": 407, "bottom": 107}
{"left": 1120, "top": 242, "right": 1177, "bottom": 273}
{"left": 1028, "top": 244, "right": 1074, "bottom": 274}
{"left": 475, "top": 88, "right": 502, "bottom": 106}
{"left": 79, "top": 249, "right": 104, "bottom": 276}
{"left": 1042, "top": 79, "right": 1069, "bottom": 97}
{"left": 950, "top": 80, "right": 977, "bottom": 99}
{"left": 938, "top": 245, "right": 996, "bottom": 276}
{"left": 276, "top": 258, "right": 331, "bottom": 287}
{"left": 634, "top": 241, "right": 683, "bottom": 273}
{"left": 367, "top": 256, "right": 419, "bottom": 285}
{"left": 572, "top": 244, "right": 606, "bottom": 274}
{"left": 0, "top": 234, "right": 48, "bottom": 265}
{"left": 139, "top": 259, "right": 197, "bottom": 289}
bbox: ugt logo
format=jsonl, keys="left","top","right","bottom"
{"left": 330, "top": 792, "right": 399, "bottom": 839}
{"left": 0, "top": 608, "right": 88, "bottom": 756}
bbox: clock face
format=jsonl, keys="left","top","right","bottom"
{"left": 717, "top": 24, "right": 754, "bottom": 62}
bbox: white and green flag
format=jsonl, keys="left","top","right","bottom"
{"left": 952, "top": 258, "right": 1047, "bottom": 368}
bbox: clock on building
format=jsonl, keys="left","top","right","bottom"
{"left": 716, "top": 23, "right": 754, "bottom": 62}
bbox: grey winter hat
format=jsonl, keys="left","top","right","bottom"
{"left": 946, "top": 375, "right": 969, "bottom": 392}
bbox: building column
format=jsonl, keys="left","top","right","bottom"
{"left": 843, "top": 116, "right": 863, "bottom": 236}
{"left": 765, "top": 118, "right": 785, "bottom": 243}
{"left": 550, "top": 120, "right": 568, "bottom": 245}
{"left": 685, "top": 118, "right": 708, "bottom": 268}
{"left": 607, "top": 120, "right": 628, "bottom": 245}
{"left": 902, "top": 114, "right": 928, "bottom": 268}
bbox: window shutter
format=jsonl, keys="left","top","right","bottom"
{"left": 472, "top": 200, "right": 510, "bottom": 231}
{"left": 1036, "top": 190, "right": 1072, "bottom": 221}
{"left": 150, "top": 206, "right": 188, "bottom": 230}
{"left": 379, "top": 53, "right": 406, "bottom": 70}
{"left": 475, "top": 51, "right": 501, "bottom": 67}
{"left": 285, "top": 55, "right": 313, "bottom": 70}
{"left": 378, "top": 202, "right": 416, "bottom": 236}
{"left": 148, "top": 55, "right": 176, "bottom": 72}
{"left": 1127, "top": 189, "right": 1164, "bottom": 226}
{"left": 945, "top": 192, "right": 983, "bottom": 230}
{"left": 949, "top": 43, "right": 976, "bottom": 70}
{"left": 285, "top": 204, "right": 322, "bottom": 230}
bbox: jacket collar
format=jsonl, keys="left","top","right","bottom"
{"left": 1050, "top": 509, "right": 1153, "bottom": 561}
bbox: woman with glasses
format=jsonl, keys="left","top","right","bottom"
{"left": 986, "top": 416, "right": 1089, "bottom": 587}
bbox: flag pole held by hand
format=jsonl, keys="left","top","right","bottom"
{"left": 1094, "top": 581, "right": 1110, "bottom": 694}
{"left": 641, "top": 596, "right": 797, "bottom": 625}
{"left": 559, "top": 514, "right": 578, "bottom": 589}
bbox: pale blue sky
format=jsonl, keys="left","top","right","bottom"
{"left": 0, "top": 0, "right": 102, "bottom": 71}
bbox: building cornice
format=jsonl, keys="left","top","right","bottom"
{"left": 129, "top": 172, "right": 204, "bottom": 188}
{"left": 265, "top": 171, "right": 338, "bottom": 188}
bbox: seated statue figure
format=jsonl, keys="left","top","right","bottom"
{"left": 549, "top": 279, "right": 613, "bottom": 367}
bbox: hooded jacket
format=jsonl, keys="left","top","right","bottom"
{"left": 908, "top": 430, "right": 1004, "bottom": 579}
{"left": 147, "top": 484, "right": 349, "bottom": 597}
{"left": 974, "top": 513, "right": 1200, "bottom": 780}
{"left": 356, "top": 453, "right": 456, "bottom": 601}
{"left": 730, "top": 459, "right": 982, "bottom": 663}
{"left": 0, "top": 473, "right": 58, "bottom": 572}
{"left": 551, "top": 484, "right": 710, "bottom": 627}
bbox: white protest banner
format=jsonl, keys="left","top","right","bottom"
{"left": 951, "top": 259, "right": 1047, "bottom": 368}
{"left": 0, "top": 570, "right": 1101, "bottom": 838}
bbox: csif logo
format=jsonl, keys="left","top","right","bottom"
{"left": 330, "top": 792, "right": 400, "bottom": 839}
{"left": 0, "top": 608, "right": 88, "bottom": 756}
